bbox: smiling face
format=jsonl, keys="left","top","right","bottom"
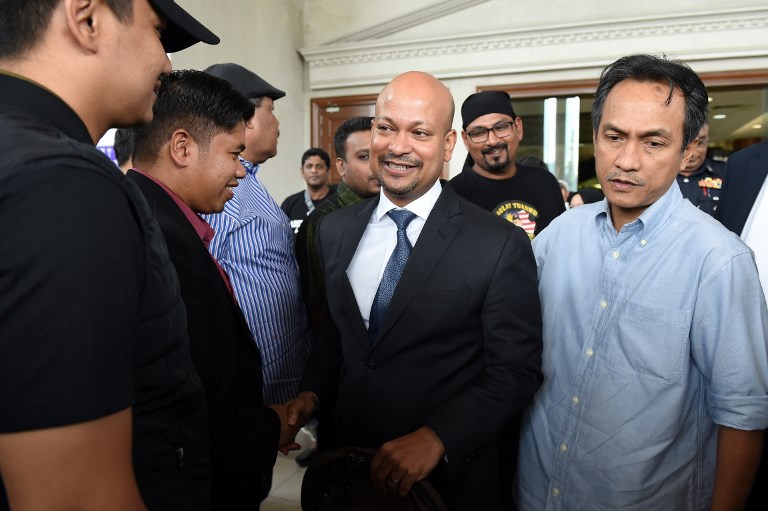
{"left": 108, "top": 0, "right": 172, "bottom": 126}
{"left": 594, "top": 79, "right": 692, "bottom": 230}
{"left": 461, "top": 113, "right": 523, "bottom": 178}
{"left": 337, "top": 129, "right": 380, "bottom": 198}
{"left": 370, "top": 72, "right": 457, "bottom": 206}
{"left": 184, "top": 124, "right": 247, "bottom": 214}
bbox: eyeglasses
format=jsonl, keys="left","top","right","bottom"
{"left": 466, "top": 121, "right": 514, "bottom": 143}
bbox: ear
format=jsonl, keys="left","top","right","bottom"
{"left": 460, "top": 130, "right": 469, "bottom": 149}
{"left": 443, "top": 129, "right": 458, "bottom": 162}
{"left": 680, "top": 140, "right": 695, "bottom": 171}
{"left": 515, "top": 117, "right": 524, "bottom": 141}
{"left": 168, "top": 129, "right": 196, "bottom": 168}
{"left": 64, "top": 0, "right": 106, "bottom": 53}
{"left": 336, "top": 158, "right": 346, "bottom": 178}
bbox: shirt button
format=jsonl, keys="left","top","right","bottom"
{"left": 612, "top": 251, "right": 620, "bottom": 258}
{"left": 572, "top": 395, "right": 580, "bottom": 404}
{"left": 586, "top": 348, "right": 594, "bottom": 357}
{"left": 560, "top": 443, "right": 568, "bottom": 452}
{"left": 552, "top": 487, "right": 561, "bottom": 497}
{"left": 600, "top": 299, "right": 608, "bottom": 308}
{"left": 640, "top": 239, "right": 647, "bottom": 247}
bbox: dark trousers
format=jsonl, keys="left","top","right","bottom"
{"left": 211, "top": 469, "right": 272, "bottom": 510}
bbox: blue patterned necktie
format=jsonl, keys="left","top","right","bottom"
{"left": 368, "top": 209, "right": 417, "bottom": 341}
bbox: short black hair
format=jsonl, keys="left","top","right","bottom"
{"left": 591, "top": 54, "right": 709, "bottom": 150}
{"left": 132, "top": 70, "right": 255, "bottom": 165}
{"left": 333, "top": 116, "right": 373, "bottom": 160}
{"left": 113, "top": 128, "right": 135, "bottom": 167}
{"left": 0, "top": 0, "right": 133, "bottom": 60}
{"left": 301, "top": 147, "right": 331, "bottom": 169}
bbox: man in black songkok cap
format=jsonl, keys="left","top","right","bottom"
{"left": 449, "top": 90, "right": 565, "bottom": 240}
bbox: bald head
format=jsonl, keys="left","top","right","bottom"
{"left": 376, "top": 71, "right": 455, "bottom": 132}
{"left": 370, "top": 71, "right": 457, "bottom": 207}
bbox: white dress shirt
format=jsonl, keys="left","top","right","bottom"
{"left": 347, "top": 180, "right": 443, "bottom": 328}
{"left": 741, "top": 174, "right": 768, "bottom": 302}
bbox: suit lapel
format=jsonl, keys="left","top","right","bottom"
{"left": 375, "top": 185, "right": 461, "bottom": 342}
{"left": 337, "top": 198, "right": 379, "bottom": 339}
{"left": 129, "top": 171, "right": 256, "bottom": 351}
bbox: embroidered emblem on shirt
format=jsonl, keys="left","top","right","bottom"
{"left": 493, "top": 201, "right": 539, "bottom": 239}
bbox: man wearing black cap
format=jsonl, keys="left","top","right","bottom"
{"left": 203, "top": 63, "right": 313, "bottom": 409}
{"left": 450, "top": 91, "right": 565, "bottom": 239}
{"left": 0, "top": 1, "right": 218, "bottom": 510}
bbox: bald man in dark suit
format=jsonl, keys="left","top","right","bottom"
{"left": 287, "top": 71, "right": 543, "bottom": 510}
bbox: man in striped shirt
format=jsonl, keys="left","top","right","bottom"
{"left": 203, "top": 63, "right": 312, "bottom": 405}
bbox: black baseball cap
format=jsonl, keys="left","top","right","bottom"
{"left": 204, "top": 63, "right": 286, "bottom": 101}
{"left": 148, "top": 0, "right": 220, "bottom": 53}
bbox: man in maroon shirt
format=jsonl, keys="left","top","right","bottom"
{"left": 128, "top": 70, "right": 300, "bottom": 508}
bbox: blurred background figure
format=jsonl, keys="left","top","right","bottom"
{"left": 676, "top": 123, "right": 725, "bottom": 218}
{"left": 568, "top": 188, "right": 604, "bottom": 208}
{"left": 113, "top": 127, "right": 135, "bottom": 174}
{"left": 557, "top": 179, "right": 570, "bottom": 209}
{"left": 282, "top": 147, "right": 336, "bottom": 235}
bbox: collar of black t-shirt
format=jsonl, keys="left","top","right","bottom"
{"left": 0, "top": 72, "right": 92, "bottom": 145}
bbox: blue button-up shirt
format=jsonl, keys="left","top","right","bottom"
{"left": 204, "top": 159, "right": 311, "bottom": 404}
{"left": 517, "top": 185, "right": 768, "bottom": 511}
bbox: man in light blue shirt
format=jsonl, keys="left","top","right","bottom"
{"left": 516, "top": 54, "right": 768, "bottom": 510}
{"left": 202, "top": 63, "right": 311, "bottom": 405}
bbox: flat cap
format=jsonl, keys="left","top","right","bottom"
{"left": 148, "top": 0, "right": 219, "bottom": 52}
{"left": 203, "top": 63, "right": 285, "bottom": 101}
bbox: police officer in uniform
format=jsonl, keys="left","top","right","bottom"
{"left": 677, "top": 123, "right": 725, "bottom": 217}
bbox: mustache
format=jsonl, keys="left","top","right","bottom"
{"left": 379, "top": 153, "right": 422, "bottom": 167}
{"left": 481, "top": 143, "right": 508, "bottom": 155}
{"left": 605, "top": 170, "right": 646, "bottom": 186}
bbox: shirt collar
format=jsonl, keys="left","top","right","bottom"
{"left": 374, "top": 179, "right": 442, "bottom": 221}
{"left": 0, "top": 71, "right": 93, "bottom": 144}
{"left": 595, "top": 184, "right": 682, "bottom": 239}
{"left": 240, "top": 156, "right": 260, "bottom": 176}
{"left": 131, "top": 167, "right": 215, "bottom": 246}
{"left": 336, "top": 181, "right": 361, "bottom": 206}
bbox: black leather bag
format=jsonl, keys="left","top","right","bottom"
{"left": 301, "top": 447, "right": 448, "bottom": 511}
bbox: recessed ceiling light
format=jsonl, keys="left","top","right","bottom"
{"left": 712, "top": 114, "right": 727, "bottom": 120}
{"left": 753, "top": 124, "right": 763, "bottom": 129}
{"left": 708, "top": 97, "right": 714, "bottom": 103}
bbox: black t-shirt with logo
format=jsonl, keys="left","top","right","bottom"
{"left": 449, "top": 162, "right": 566, "bottom": 239}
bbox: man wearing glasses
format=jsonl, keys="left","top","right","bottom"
{"left": 450, "top": 90, "right": 565, "bottom": 240}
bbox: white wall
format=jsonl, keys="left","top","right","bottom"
{"left": 176, "top": 0, "right": 768, "bottom": 196}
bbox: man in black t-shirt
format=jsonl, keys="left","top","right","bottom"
{"left": 449, "top": 90, "right": 563, "bottom": 509}
{"left": 281, "top": 147, "right": 337, "bottom": 234}
{"left": 0, "top": 1, "right": 219, "bottom": 510}
{"left": 450, "top": 91, "right": 565, "bottom": 239}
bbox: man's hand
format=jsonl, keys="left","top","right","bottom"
{"left": 370, "top": 426, "right": 445, "bottom": 498}
{"left": 267, "top": 403, "right": 303, "bottom": 455}
{"left": 285, "top": 391, "right": 318, "bottom": 428}
{"left": 278, "top": 391, "right": 318, "bottom": 454}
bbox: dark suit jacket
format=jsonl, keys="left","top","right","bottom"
{"left": 128, "top": 171, "right": 280, "bottom": 506}
{"left": 718, "top": 141, "right": 768, "bottom": 234}
{"left": 301, "top": 182, "right": 543, "bottom": 509}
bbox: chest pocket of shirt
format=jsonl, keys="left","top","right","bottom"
{"left": 607, "top": 302, "right": 689, "bottom": 384}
